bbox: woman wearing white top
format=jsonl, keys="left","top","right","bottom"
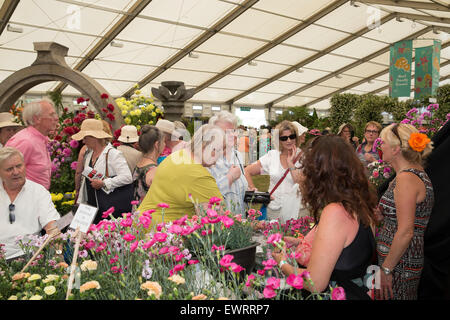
{"left": 72, "top": 119, "right": 133, "bottom": 223}
{"left": 244, "top": 120, "right": 304, "bottom": 223}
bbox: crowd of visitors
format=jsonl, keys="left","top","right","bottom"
{"left": 1, "top": 98, "right": 447, "bottom": 300}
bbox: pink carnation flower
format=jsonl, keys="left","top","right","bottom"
{"left": 331, "top": 287, "right": 346, "bottom": 300}
{"left": 267, "top": 233, "right": 282, "bottom": 245}
{"left": 266, "top": 277, "right": 280, "bottom": 290}
{"left": 102, "top": 206, "right": 115, "bottom": 219}
{"left": 157, "top": 203, "right": 170, "bottom": 208}
{"left": 263, "top": 286, "right": 277, "bottom": 299}
{"left": 123, "top": 233, "right": 136, "bottom": 242}
{"left": 153, "top": 232, "right": 167, "bottom": 243}
{"left": 245, "top": 274, "right": 256, "bottom": 287}
{"left": 286, "top": 274, "right": 304, "bottom": 290}
{"left": 130, "top": 240, "right": 139, "bottom": 253}
{"left": 219, "top": 254, "right": 234, "bottom": 268}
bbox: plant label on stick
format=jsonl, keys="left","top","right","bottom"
{"left": 69, "top": 203, "right": 98, "bottom": 233}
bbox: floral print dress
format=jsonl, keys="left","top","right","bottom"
{"left": 377, "top": 169, "right": 434, "bottom": 300}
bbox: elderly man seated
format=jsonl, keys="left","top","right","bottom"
{"left": 0, "top": 147, "right": 60, "bottom": 261}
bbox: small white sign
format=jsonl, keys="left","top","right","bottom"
{"left": 69, "top": 204, "right": 98, "bottom": 233}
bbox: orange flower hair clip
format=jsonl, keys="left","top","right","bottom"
{"left": 408, "top": 132, "right": 431, "bottom": 152}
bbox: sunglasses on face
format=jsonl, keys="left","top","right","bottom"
{"left": 9, "top": 203, "right": 15, "bottom": 224}
{"left": 279, "top": 134, "right": 296, "bottom": 141}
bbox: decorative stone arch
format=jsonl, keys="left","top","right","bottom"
{"left": 0, "top": 42, "right": 124, "bottom": 130}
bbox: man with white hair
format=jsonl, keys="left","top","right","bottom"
{"left": 6, "top": 99, "right": 58, "bottom": 190}
{"left": 208, "top": 111, "right": 248, "bottom": 214}
{"left": 0, "top": 147, "right": 60, "bottom": 261}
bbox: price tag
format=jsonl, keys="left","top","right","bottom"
{"left": 69, "top": 203, "right": 98, "bottom": 233}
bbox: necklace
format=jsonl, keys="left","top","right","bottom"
{"left": 143, "top": 155, "right": 157, "bottom": 162}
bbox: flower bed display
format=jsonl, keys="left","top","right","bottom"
{"left": 0, "top": 199, "right": 343, "bottom": 300}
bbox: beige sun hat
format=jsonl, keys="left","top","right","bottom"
{"left": 337, "top": 123, "right": 353, "bottom": 135}
{"left": 155, "top": 119, "right": 175, "bottom": 135}
{"left": 0, "top": 112, "right": 22, "bottom": 129}
{"left": 292, "top": 121, "right": 308, "bottom": 136}
{"left": 71, "top": 119, "right": 112, "bottom": 141}
{"left": 118, "top": 125, "right": 139, "bottom": 143}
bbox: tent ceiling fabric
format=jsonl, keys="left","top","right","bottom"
{"left": 0, "top": 0, "right": 449, "bottom": 111}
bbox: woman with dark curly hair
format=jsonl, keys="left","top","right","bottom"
{"left": 272, "top": 135, "right": 378, "bottom": 299}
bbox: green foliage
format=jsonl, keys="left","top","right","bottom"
{"left": 353, "top": 94, "right": 385, "bottom": 137}
{"left": 436, "top": 84, "right": 450, "bottom": 122}
{"left": 329, "top": 93, "right": 361, "bottom": 133}
{"left": 269, "top": 106, "right": 331, "bottom": 134}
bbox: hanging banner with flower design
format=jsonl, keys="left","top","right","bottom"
{"left": 414, "top": 40, "right": 441, "bottom": 99}
{"left": 389, "top": 40, "right": 413, "bottom": 98}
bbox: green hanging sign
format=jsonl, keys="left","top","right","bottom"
{"left": 414, "top": 40, "right": 441, "bottom": 99}
{"left": 389, "top": 40, "right": 413, "bottom": 98}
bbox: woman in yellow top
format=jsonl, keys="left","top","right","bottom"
{"left": 137, "top": 124, "right": 224, "bottom": 227}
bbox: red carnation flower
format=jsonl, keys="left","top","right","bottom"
{"left": 87, "top": 111, "right": 95, "bottom": 118}
{"left": 107, "top": 104, "right": 114, "bottom": 112}
{"left": 113, "top": 141, "right": 121, "bottom": 148}
{"left": 63, "top": 127, "right": 75, "bottom": 135}
{"left": 101, "top": 93, "right": 109, "bottom": 99}
{"left": 114, "top": 128, "right": 122, "bottom": 139}
{"left": 107, "top": 113, "right": 116, "bottom": 121}
{"left": 76, "top": 97, "right": 85, "bottom": 104}
{"left": 101, "top": 108, "right": 108, "bottom": 113}
{"left": 54, "top": 135, "right": 63, "bottom": 141}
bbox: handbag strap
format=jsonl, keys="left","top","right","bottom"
{"left": 104, "top": 148, "right": 112, "bottom": 178}
{"left": 269, "top": 151, "right": 302, "bottom": 196}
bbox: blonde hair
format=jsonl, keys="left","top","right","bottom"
{"left": 365, "top": 121, "right": 382, "bottom": 133}
{"left": 380, "top": 123, "right": 433, "bottom": 165}
{"left": 274, "top": 120, "right": 299, "bottom": 151}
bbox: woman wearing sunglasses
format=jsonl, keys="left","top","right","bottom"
{"left": 244, "top": 120, "right": 305, "bottom": 223}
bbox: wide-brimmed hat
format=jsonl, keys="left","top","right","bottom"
{"left": 118, "top": 125, "right": 139, "bottom": 143}
{"left": 337, "top": 123, "right": 353, "bottom": 135}
{"left": 0, "top": 112, "right": 22, "bottom": 129}
{"left": 155, "top": 119, "right": 175, "bottom": 135}
{"left": 292, "top": 121, "right": 308, "bottom": 136}
{"left": 71, "top": 119, "right": 112, "bottom": 141}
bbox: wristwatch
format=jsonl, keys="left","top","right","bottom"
{"left": 381, "top": 266, "right": 392, "bottom": 275}
{"left": 279, "top": 260, "right": 288, "bottom": 269}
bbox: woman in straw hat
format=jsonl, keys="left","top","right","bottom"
{"left": 337, "top": 123, "right": 359, "bottom": 149}
{"left": 0, "top": 112, "right": 23, "bottom": 148}
{"left": 72, "top": 119, "right": 133, "bottom": 223}
{"left": 74, "top": 120, "right": 113, "bottom": 202}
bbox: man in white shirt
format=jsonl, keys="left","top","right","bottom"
{"left": 0, "top": 147, "right": 60, "bottom": 260}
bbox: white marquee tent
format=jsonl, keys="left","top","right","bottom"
{"left": 0, "top": 0, "right": 449, "bottom": 118}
